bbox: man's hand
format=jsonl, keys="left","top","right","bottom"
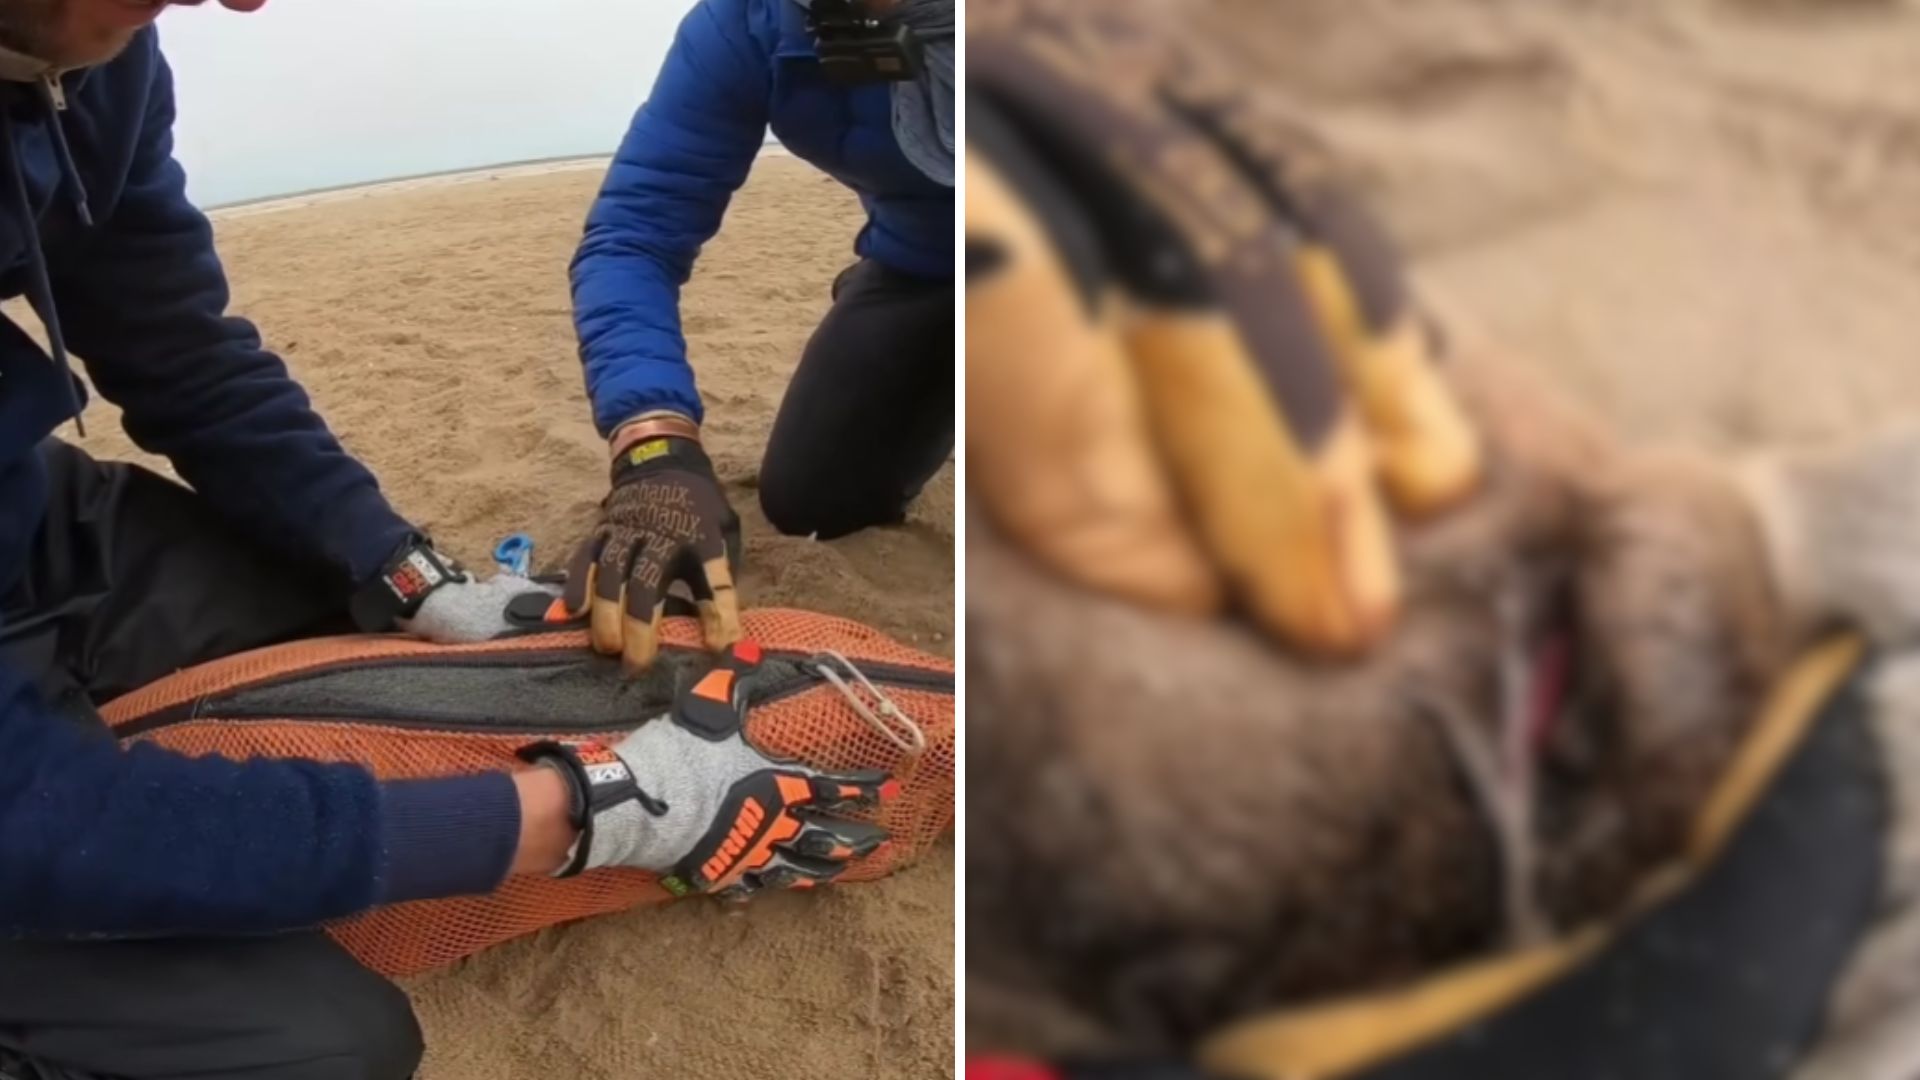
{"left": 397, "top": 570, "right": 560, "bottom": 644}
{"left": 354, "top": 538, "right": 559, "bottom": 642}
{"left": 518, "top": 641, "right": 896, "bottom": 898}
{"left": 564, "top": 430, "right": 743, "bottom": 673}
{"left": 966, "top": 7, "right": 1482, "bottom": 656}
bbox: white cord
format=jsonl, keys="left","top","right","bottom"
{"left": 811, "top": 650, "right": 928, "bottom": 757}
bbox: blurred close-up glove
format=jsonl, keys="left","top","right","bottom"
{"left": 966, "top": 5, "right": 1483, "bottom": 655}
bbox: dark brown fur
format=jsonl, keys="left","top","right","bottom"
{"left": 967, "top": 349, "right": 1795, "bottom": 1055}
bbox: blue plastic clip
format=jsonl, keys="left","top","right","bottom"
{"left": 492, "top": 533, "right": 534, "bottom": 577}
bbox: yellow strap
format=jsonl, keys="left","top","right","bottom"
{"left": 1198, "top": 633, "right": 1865, "bottom": 1080}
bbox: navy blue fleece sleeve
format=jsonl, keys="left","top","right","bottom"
{"left": 570, "top": 0, "right": 771, "bottom": 433}
{"left": 0, "top": 660, "right": 520, "bottom": 937}
{"left": 45, "top": 39, "right": 413, "bottom": 586}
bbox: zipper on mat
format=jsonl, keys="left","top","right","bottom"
{"left": 117, "top": 646, "right": 952, "bottom": 737}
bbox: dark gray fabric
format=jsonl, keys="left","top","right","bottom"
{"left": 204, "top": 652, "right": 811, "bottom": 732}
{"left": 0, "top": 932, "right": 420, "bottom": 1080}
{"left": 759, "top": 258, "right": 954, "bottom": 539}
{"left": 0, "top": 440, "right": 351, "bottom": 726}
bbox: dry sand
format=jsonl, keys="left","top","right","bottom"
{"left": 1200, "top": 0, "right": 1920, "bottom": 451}
{"left": 65, "top": 156, "right": 953, "bottom": 1079}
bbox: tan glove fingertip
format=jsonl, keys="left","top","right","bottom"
{"left": 1321, "top": 430, "right": 1403, "bottom": 653}
{"left": 621, "top": 603, "right": 665, "bottom": 676}
{"left": 1292, "top": 243, "right": 1482, "bottom": 518}
{"left": 1237, "top": 417, "right": 1401, "bottom": 656}
{"left": 588, "top": 572, "right": 626, "bottom": 657}
{"left": 699, "top": 556, "right": 744, "bottom": 651}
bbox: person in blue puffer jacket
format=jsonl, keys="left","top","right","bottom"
{"left": 564, "top": 0, "right": 954, "bottom": 673}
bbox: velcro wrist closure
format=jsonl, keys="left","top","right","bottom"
{"left": 610, "top": 436, "right": 714, "bottom": 486}
{"left": 516, "top": 739, "right": 649, "bottom": 877}
{"left": 349, "top": 539, "right": 465, "bottom": 632}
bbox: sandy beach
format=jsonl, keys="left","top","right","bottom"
{"left": 66, "top": 154, "right": 954, "bottom": 1079}
{"left": 1206, "top": 0, "right": 1920, "bottom": 448}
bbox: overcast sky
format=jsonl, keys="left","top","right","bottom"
{"left": 158, "top": 0, "right": 698, "bottom": 207}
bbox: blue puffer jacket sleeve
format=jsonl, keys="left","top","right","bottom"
{"left": 570, "top": 0, "right": 771, "bottom": 434}
{"left": 45, "top": 40, "right": 415, "bottom": 586}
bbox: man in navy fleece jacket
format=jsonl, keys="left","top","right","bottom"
{"left": 0, "top": 1, "right": 562, "bottom": 1076}
{"left": 0, "top": 1, "right": 899, "bottom": 1077}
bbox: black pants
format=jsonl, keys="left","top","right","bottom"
{"left": 758, "top": 259, "right": 953, "bottom": 539}
{"left": 0, "top": 442, "right": 422, "bottom": 1080}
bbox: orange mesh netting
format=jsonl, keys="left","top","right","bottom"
{"left": 99, "top": 610, "right": 955, "bottom": 978}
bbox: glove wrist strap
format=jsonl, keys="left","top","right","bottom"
{"left": 610, "top": 435, "right": 714, "bottom": 486}
{"left": 515, "top": 739, "right": 667, "bottom": 877}
{"left": 348, "top": 539, "right": 465, "bottom": 632}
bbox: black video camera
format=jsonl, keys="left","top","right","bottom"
{"left": 806, "top": 0, "right": 924, "bottom": 84}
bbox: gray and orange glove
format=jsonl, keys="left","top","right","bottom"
{"left": 353, "top": 537, "right": 558, "bottom": 643}
{"left": 563, "top": 417, "right": 744, "bottom": 673}
{"left": 518, "top": 640, "right": 896, "bottom": 897}
{"left": 966, "top": 6, "right": 1482, "bottom": 655}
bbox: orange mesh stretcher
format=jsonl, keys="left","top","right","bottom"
{"left": 99, "top": 609, "right": 955, "bottom": 978}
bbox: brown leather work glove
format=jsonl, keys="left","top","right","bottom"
{"left": 564, "top": 427, "right": 743, "bottom": 672}
{"left": 966, "top": 6, "right": 1482, "bottom": 656}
